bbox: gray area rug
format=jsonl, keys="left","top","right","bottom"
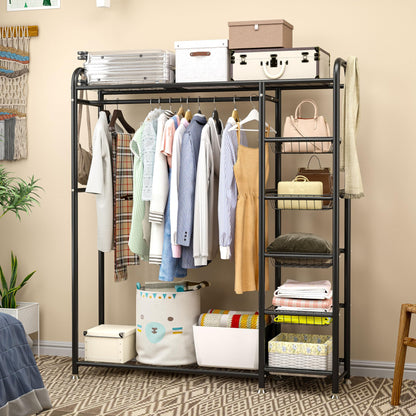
{"left": 37, "top": 356, "right": 415, "bottom": 415}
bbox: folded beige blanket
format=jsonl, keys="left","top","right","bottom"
{"left": 342, "top": 56, "right": 364, "bottom": 198}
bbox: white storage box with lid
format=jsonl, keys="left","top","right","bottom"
{"left": 268, "top": 333, "right": 332, "bottom": 371}
{"left": 192, "top": 325, "right": 258, "bottom": 370}
{"left": 84, "top": 324, "right": 136, "bottom": 363}
{"left": 174, "top": 39, "right": 229, "bottom": 83}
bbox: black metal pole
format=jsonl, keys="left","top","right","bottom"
{"left": 258, "top": 82, "right": 266, "bottom": 390}
{"left": 71, "top": 68, "right": 83, "bottom": 375}
{"left": 332, "top": 58, "right": 343, "bottom": 395}
{"left": 274, "top": 88, "right": 282, "bottom": 292}
{"left": 97, "top": 89, "right": 105, "bottom": 325}
{"left": 344, "top": 198, "right": 351, "bottom": 379}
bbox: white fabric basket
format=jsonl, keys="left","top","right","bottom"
{"left": 136, "top": 282, "right": 202, "bottom": 365}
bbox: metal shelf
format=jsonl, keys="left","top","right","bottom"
{"left": 71, "top": 58, "right": 350, "bottom": 396}
{"left": 78, "top": 360, "right": 259, "bottom": 378}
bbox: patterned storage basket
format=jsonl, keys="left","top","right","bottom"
{"left": 268, "top": 333, "right": 332, "bottom": 371}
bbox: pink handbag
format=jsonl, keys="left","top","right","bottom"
{"left": 282, "top": 99, "right": 331, "bottom": 153}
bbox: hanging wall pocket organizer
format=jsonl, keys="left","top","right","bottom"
{"left": 0, "top": 26, "right": 38, "bottom": 161}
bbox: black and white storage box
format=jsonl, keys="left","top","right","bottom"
{"left": 79, "top": 50, "right": 175, "bottom": 84}
{"left": 174, "top": 39, "right": 230, "bottom": 83}
{"left": 84, "top": 324, "right": 136, "bottom": 363}
{"left": 231, "top": 47, "right": 330, "bottom": 81}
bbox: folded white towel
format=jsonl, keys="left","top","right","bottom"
{"left": 275, "top": 306, "right": 333, "bottom": 313}
{"left": 274, "top": 279, "right": 332, "bottom": 300}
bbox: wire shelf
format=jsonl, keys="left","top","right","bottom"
{"left": 266, "top": 195, "right": 333, "bottom": 210}
{"left": 266, "top": 253, "right": 333, "bottom": 268}
{"left": 267, "top": 138, "right": 333, "bottom": 154}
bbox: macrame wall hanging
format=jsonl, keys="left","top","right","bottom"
{"left": 0, "top": 26, "right": 38, "bottom": 161}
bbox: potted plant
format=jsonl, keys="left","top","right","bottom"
{"left": 0, "top": 166, "right": 42, "bottom": 342}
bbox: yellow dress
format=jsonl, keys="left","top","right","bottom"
{"left": 233, "top": 124, "right": 269, "bottom": 294}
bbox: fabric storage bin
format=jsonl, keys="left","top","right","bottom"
{"left": 174, "top": 39, "right": 229, "bottom": 82}
{"left": 228, "top": 19, "right": 293, "bottom": 50}
{"left": 193, "top": 325, "right": 258, "bottom": 370}
{"left": 136, "top": 282, "right": 202, "bottom": 365}
{"left": 268, "top": 333, "right": 332, "bottom": 370}
{"left": 84, "top": 324, "right": 136, "bottom": 363}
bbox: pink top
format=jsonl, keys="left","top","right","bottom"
{"left": 160, "top": 115, "right": 179, "bottom": 168}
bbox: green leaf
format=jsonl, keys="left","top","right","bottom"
{"left": 0, "top": 251, "right": 35, "bottom": 309}
{"left": 0, "top": 265, "right": 8, "bottom": 293}
{"left": 9, "top": 252, "right": 18, "bottom": 290}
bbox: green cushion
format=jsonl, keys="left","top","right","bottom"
{"left": 267, "top": 233, "right": 332, "bottom": 254}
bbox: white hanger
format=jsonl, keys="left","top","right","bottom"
{"left": 229, "top": 108, "right": 277, "bottom": 133}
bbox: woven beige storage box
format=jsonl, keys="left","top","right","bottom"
{"left": 84, "top": 324, "right": 136, "bottom": 364}
{"left": 268, "top": 333, "right": 332, "bottom": 371}
{"left": 228, "top": 19, "right": 293, "bottom": 50}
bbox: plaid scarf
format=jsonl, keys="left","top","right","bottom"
{"left": 112, "top": 132, "right": 140, "bottom": 281}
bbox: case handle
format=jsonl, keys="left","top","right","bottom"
{"left": 190, "top": 51, "right": 211, "bottom": 57}
{"left": 293, "top": 175, "right": 309, "bottom": 182}
{"left": 262, "top": 60, "right": 286, "bottom": 79}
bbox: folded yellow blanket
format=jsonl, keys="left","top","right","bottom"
{"left": 274, "top": 315, "right": 332, "bottom": 325}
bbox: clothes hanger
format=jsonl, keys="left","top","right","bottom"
{"left": 109, "top": 102, "right": 135, "bottom": 133}
{"left": 197, "top": 96, "right": 202, "bottom": 114}
{"left": 211, "top": 97, "right": 222, "bottom": 135}
{"left": 185, "top": 97, "right": 192, "bottom": 122}
{"left": 231, "top": 96, "right": 240, "bottom": 122}
{"left": 176, "top": 97, "right": 185, "bottom": 118}
{"left": 229, "top": 96, "right": 277, "bottom": 133}
{"left": 163, "top": 97, "right": 174, "bottom": 118}
{"left": 103, "top": 109, "right": 111, "bottom": 123}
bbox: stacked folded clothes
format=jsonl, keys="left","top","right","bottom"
{"left": 198, "top": 310, "right": 270, "bottom": 329}
{"left": 273, "top": 279, "right": 333, "bottom": 325}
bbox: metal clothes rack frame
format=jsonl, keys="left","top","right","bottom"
{"left": 71, "top": 58, "right": 350, "bottom": 395}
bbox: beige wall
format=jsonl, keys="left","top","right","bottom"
{"left": 0, "top": 0, "right": 415, "bottom": 364}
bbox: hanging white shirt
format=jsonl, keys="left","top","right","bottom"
{"left": 85, "top": 112, "right": 113, "bottom": 252}
{"left": 193, "top": 117, "right": 222, "bottom": 266}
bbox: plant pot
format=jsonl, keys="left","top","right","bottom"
{"left": 0, "top": 301, "right": 39, "bottom": 335}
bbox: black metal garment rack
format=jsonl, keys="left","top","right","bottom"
{"left": 71, "top": 58, "right": 350, "bottom": 395}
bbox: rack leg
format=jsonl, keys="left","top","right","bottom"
{"left": 258, "top": 388, "right": 266, "bottom": 394}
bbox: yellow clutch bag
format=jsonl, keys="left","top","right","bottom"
{"left": 277, "top": 175, "right": 323, "bottom": 209}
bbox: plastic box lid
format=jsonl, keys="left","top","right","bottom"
{"left": 175, "top": 39, "right": 228, "bottom": 50}
{"left": 84, "top": 324, "right": 136, "bottom": 338}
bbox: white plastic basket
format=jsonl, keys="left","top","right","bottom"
{"left": 268, "top": 333, "right": 332, "bottom": 371}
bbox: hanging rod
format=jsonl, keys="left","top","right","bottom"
{"left": 0, "top": 25, "right": 38, "bottom": 38}
{"left": 77, "top": 95, "right": 278, "bottom": 107}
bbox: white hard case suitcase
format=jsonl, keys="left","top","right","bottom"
{"left": 175, "top": 39, "right": 230, "bottom": 83}
{"left": 231, "top": 47, "right": 330, "bottom": 81}
{"left": 79, "top": 50, "right": 175, "bottom": 85}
